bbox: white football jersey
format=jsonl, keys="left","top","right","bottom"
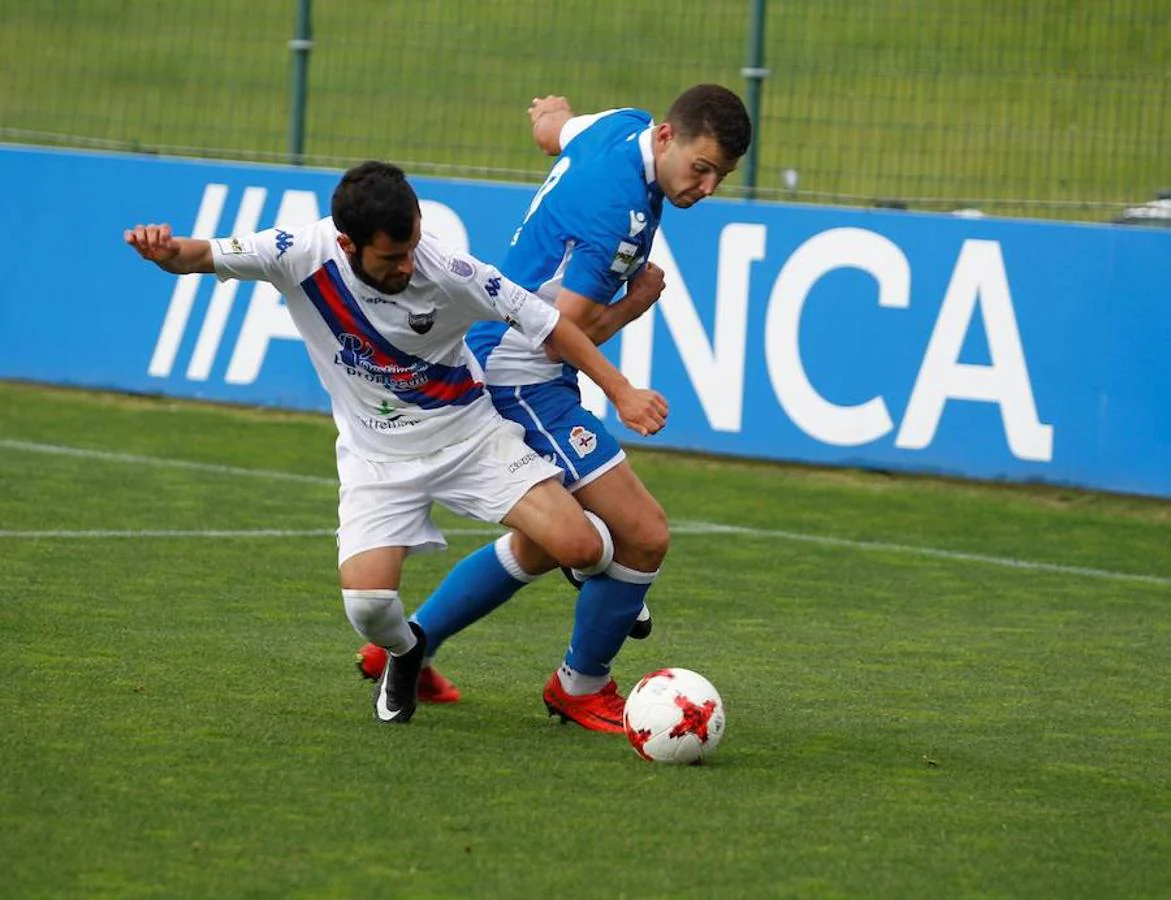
{"left": 211, "top": 218, "right": 560, "bottom": 460}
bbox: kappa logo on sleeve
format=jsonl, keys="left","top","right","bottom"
{"left": 274, "top": 229, "right": 294, "bottom": 258}
{"left": 216, "top": 236, "right": 255, "bottom": 255}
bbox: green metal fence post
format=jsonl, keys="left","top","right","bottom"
{"left": 288, "top": 0, "right": 313, "bottom": 165}
{"left": 741, "top": 0, "right": 768, "bottom": 200}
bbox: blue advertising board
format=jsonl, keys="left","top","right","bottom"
{"left": 1, "top": 145, "right": 1168, "bottom": 497}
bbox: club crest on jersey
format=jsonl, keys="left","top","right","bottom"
{"left": 448, "top": 257, "right": 475, "bottom": 280}
{"left": 569, "top": 425, "right": 597, "bottom": 457}
{"left": 408, "top": 310, "right": 435, "bottom": 334}
{"left": 609, "top": 240, "right": 642, "bottom": 275}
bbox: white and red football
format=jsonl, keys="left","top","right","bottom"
{"left": 623, "top": 667, "right": 725, "bottom": 764}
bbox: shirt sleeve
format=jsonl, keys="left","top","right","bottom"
{"left": 559, "top": 109, "right": 623, "bottom": 149}
{"left": 561, "top": 243, "right": 630, "bottom": 302}
{"left": 559, "top": 198, "right": 641, "bottom": 303}
{"left": 456, "top": 252, "right": 560, "bottom": 346}
{"left": 210, "top": 228, "right": 286, "bottom": 283}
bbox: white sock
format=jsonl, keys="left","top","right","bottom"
{"left": 558, "top": 662, "right": 610, "bottom": 696}
{"left": 495, "top": 533, "right": 539, "bottom": 582}
{"left": 342, "top": 589, "right": 416, "bottom": 655}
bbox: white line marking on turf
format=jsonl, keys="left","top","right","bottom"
{"left": 669, "top": 520, "right": 1171, "bottom": 588}
{"left": 3, "top": 439, "right": 1168, "bottom": 588}
{"left": 0, "top": 528, "right": 500, "bottom": 539}
{"left": 0, "top": 439, "right": 336, "bottom": 485}
{"left": 0, "top": 529, "right": 337, "bottom": 538}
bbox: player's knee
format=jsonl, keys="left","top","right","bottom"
{"left": 642, "top": 506, "right": 671, "bottom": 561}
{"left": 558, "top": 530, "right": 604, "bottom": 572}
{"left": 508, "top": 531, "right": 559, "bottom": 577}
{"left": 557, "top": 511, "right": 612, "bottom": 573}
{"left": 615, "top": 504, "right": 670, "bottom": 569}
{"left": 342, "top": 588, "right": 405, "bottom": 646}
{"left": 570, "top": 510, "right": 614, "bottom": 577}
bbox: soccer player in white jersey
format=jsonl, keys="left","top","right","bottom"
{"left": 124, "top": 161, "right": 668, "bottom": 725}
{"left": 360, "top": 86, "right": 752, "bottom": 732}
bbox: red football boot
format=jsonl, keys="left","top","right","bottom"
{"left": 356, "top": 643, "right": 389, "bottom": 681}
{"left": 356, "top": 642, "right": 461, "bottom": 703}
{"left": 417, "top": 665, "right": 461, "bottom": 703}
{"left": 542, "top": 671, "right": 626, "bottom": 734}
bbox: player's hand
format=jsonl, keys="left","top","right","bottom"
{"left": 125, "top": 223, "right": 182, "bottom": 262}
{"left": 624, "top": 262, "right": 666, "bottom": 319}
{"left": 614, "top": 385, "right": 668, "bottom": 437}
{"left": 528, "top": 95, "right": 571, "bottom": 126}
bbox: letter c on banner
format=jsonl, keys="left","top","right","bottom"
{"left": 765, "top": 227, "right": 910, "bottom": 446}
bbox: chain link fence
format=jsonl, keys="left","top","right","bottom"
{"left": 2, "top": 0, "right": 1167, "bottom": 221}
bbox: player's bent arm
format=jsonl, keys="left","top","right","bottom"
{"left": 544, "top": 316, "right": 667, "bottom": 437}
{"left": 553, "top": 289, "right": 609, "bottom": 344}
{"left": 554, "top": 282, "right": 657, "bottom": 347}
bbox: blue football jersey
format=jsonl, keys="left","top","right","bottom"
{"left": 466, "top": 108, "right": 664, "bottom": 386}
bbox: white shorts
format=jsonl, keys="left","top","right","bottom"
{"left": 335, "top": 418, "right": 562, "bottom": 566}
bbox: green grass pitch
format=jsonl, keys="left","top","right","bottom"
{"left": 1, "top": 380, "right": 1168, "bottom": 897}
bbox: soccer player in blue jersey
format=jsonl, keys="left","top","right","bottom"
{"left": 357, "top": 86, "right": 752, "bottom": 732}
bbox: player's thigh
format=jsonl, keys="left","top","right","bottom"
{"left": 502, "top": 478, "right": 602, "bottom": 571}
{"left": 336, "top": 445, "right": 446, "bottom": 575}
{"left": 339, "top": 546, "right": 410, "bottom": 591}
{"left": 432, "top": 418, "right": 563, "bottom": 525}
{"left": 573, "top": 461, "right": 669, "bottom": 560}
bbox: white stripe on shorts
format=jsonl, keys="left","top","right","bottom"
{"left": 512, "top": 386, "right": 582, "bottom": 482}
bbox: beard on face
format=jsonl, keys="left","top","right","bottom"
{"left": 349, "top": 252, "right": 410, "bottom": 295}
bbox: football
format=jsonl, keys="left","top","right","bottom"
{"left": 623, "top": 667, "right": 725, "bottom": 764}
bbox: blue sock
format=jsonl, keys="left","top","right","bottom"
{"left": 412, "top": 535, "right": 533, "bottom": 656}
{"left": 564, "top": 563, "right": 656, "bottom": 677}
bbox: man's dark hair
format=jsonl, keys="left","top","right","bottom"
{"left": 331, "top": 161, "right": 420, "bottom": 249}
{"left": 666, "top": 84, "right": 752, "bottom": 160}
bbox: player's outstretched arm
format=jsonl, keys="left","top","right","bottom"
{"left": 529, "top": 95, "right": 574, "bottom": 155}
{"left": 125, "top": 223, "right": 215, "bottom": 275}
{"left": 544, "top": 315, "right": 667, "bottom": 437}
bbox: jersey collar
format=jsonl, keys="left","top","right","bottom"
{"left": 638, "top": 126, "right": 656, "bottom": 187}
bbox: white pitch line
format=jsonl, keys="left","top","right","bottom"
{"left": 0, "top": 528, "right": 500, "bottom": 539}
{"left": 3, "top": 439, "right": 1169, "bottom": 588}
{"left": 669, "top": 521, "right": 1171, "bottom": 588}
{"left": 0, "top": 439, "right": 336, "bottom": 485}
{"left": 0, "top": 529, "right": 338, "bottom": 539}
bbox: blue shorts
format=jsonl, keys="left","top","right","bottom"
{"left": 487, "top": 380, "right": 625, "bottom": 491}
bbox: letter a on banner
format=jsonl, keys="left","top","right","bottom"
{"left": 897, "top": 240, "right": 1053, "bottom": 461}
